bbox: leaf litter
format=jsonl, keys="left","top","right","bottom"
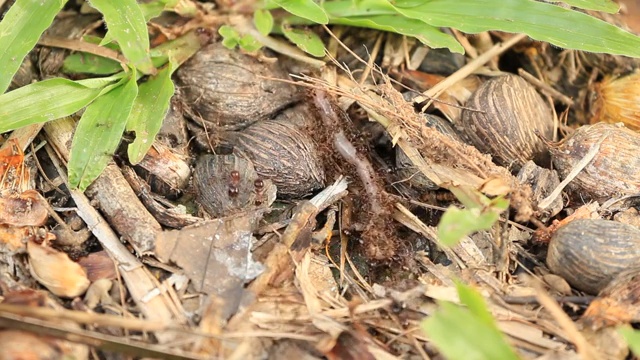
{"left": 3, "top": 2, "right": 640, "bottom": 360}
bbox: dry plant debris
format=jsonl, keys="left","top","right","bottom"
{"left": 4, "top": 3, "right": 640, "bottom": 360}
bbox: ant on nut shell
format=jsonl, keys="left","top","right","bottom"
{"left": 228, "top": 170, "right": 240, "bottom": 198}
{"left": 254, "top": 178, "right": 265, "bottom": 205}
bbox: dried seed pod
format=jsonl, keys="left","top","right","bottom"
{"left": 176, "top": 43, "right": 300, "bottom": 131}
{"left": 582, "top": 267, "right": 640, "bottom": 329}
{"left": 193, "top": 154, "right": 276, "bottom": 218}
{"left": 459, "top": 74, "right": 554, "bottom": 171}
{"left": 590, "top": 70, "right": 640, "bottom": 130}
{"left": 396, "top": 114, "right": 461, "bottom": 190}
{"left": 549, "top": 122, "right": 640, "bottom": 202}
{"left": 547, "top": 219, "right": 640, "bottom": 295}
{"left": 230, "top": 119, "right": 325, "bottom": 197}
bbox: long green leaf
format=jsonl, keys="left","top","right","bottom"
{"left": 392, "top": 0, "right": 640, "bottom": 57}
{"left": 63, "top": 52, "right": 123, "bottom": 75}
{"left": 421, "top": 283, "right": 519, "bottom": 360}
{"left": 101, "top": 0, "right": 179, "bottom": 44}
{"left": 126, "top": 63, "right": 175, "bottom": 164}
{"left": 0, "top": 0, "right": 66, "bottom": 93}
{"left": 68, "top": 72, "right": 138, "bottom": 190}
{"left": 90, "top": 0, "right": 154, "bottom": 74}
{"left": 0, "top": 78, "right": 120, "bottom": 133}
{"left": 282, "top": 27, "right": 325, "bottom": 57}
{"left": 272, "top": 0, "right": 328, "bottom": 24}
{"left": 620, "top": 326, "right": 640, "bottom": 356}
{"left": 330, "top": 15, "right": 463, "bottom": 53}
{"left": 560, "top": 0, "right": 618, "bottom": 13}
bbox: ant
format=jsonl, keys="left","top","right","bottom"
{"left": 254, "top": 178, "right": 265, "bottom": 205}
{"left": 228, "top": 170, "right": 240, "bottom": 198}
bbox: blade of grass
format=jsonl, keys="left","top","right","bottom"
{"left": 101, "top": 0, "right": 179, "bottom": 44}
{"left": 90, "top": 0, "right": 155, "bottom": 74}
{"left": 271, "top": 0, "right": 328, "bottom": 24}
{"left": 560, "top": 0, "right": 618, "bottom": 13}
{"left": 63, "top": 52, "right": 123, "bottom": 75}
{"left": 392, "top": 0, "right": 640, "bottom": 57}
{"left": 421, "top": 283, "right": 519, "bottom": 360}
{"left": 126, "top": 62, "right": 175, "bottom": 164}
{"left": 0, "top": 75, "right": 122, "bottom": 133}
{"left": 0, "top": 0, "right": 66, "bottom": 93}
{"left": 68, "top": 71, "right": 139, "bottom": 190}
{"left": 330, "top": 15, "right": 463, "bottom": 53}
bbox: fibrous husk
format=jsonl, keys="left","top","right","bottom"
{"left": 459, "top": 73, "right": 554, "bottom": 171}
{"left": 230, "top": 119, "right": 326, "bottom": 197}
{"left": 176, "top": 42, "right": 300, "bottom": 131}
{"left": 549, "top": 122, "right": 640, "bottom": 202}
{"left": 396, "top": 114, "right": 462, "bottom": 191}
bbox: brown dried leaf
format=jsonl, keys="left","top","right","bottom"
{"left": 155, "top": 211, "right": 264, "bottom": 318}
{"left": 0, "top": 225, "right": 34, "bottom": 252}
{"left": 0, "top": 330, "right": 62, "bottom": 360}
{"left": 77, "top": 250, "right": 116, "bottom": 282}
{"left": 27, "top": 241, "right": 90, "bottom": 298}
{"left": 582, "top": 267, "right": 640, "bottom": 329}
{"left": 0, "top": 190, "right": 48, "bottom": 226}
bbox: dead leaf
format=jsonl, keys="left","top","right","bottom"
{"left": 0, "top": 190, "right": 49, "bottom": 226}
{"left": 27, "top": 241, "right": 90, "bottom": 298}
{"left": 0, "top": 225, "right": 35, "bottom": 252}
{"left": 155, "top": 210, "right": 264, "bottom": 319}
{"left": 77, "top": 251, "right": 116, "bottom": 282}
{"left": 0, "top": 330, "right": 62, "bottom": 360}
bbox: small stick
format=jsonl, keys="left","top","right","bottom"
{"left": 518, "top": 68, "right": 574, "bottom": 106}
{"left": 38, "top": 36, "right": 127, "bottom": 66}
{"left": 533, "top": 280, "right": 600, "bottom": 360}
{"left": 414, "top": 33, "right": 527, "bottom": 109}
{"left": 538, "top": 133, "right": 609, "bottom": 210}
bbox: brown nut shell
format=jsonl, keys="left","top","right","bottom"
{"left": 547, "top": 219, "right": 640, "bottom": 295}
{"left": 549, "top": 122, "right": 640, "bottom": 202}
{"left": 176, "top": 43, "right": 299, "bottom": 130}
{"left": 230, "top": 119, "right": 325, "bottom": 197}
{"left": 193, "top": 154, "right": 276, "bottom": 218}
{"left": 459, "top": 74, "right": 554, "bottom": 171}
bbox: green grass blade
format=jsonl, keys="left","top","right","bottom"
{"left": 320, "top": 0, "right": 397, "bottom": 18}
{"left": 150, "top": 29, "right": 210, "bottom": 67}
{"left": 90, "top": 0, "right": 155, "bottom": 74}
{"left": 393, "top": 0, "right": 640, "bottom": 57}
{"left": 254, "top": 9, "right": 274, "bottom": 36}
{"left": 126, "top": 63, "right": 175, "bottom": 164}
{"left": 0, "top": 0, "right": 66, "bottom": 93}
{"left": 0, "top": 78, "right": 111, "bottom": 133}
{"left": 63, "top": 52, "right": 123, "bottom": 75}
{"left": 282, "top": 27, "right": 325, "bottom": 57}
{"left": 68, "top": 72, "right": 139, "bottom": 190}
{"left": 560, "top": 0, "right": 618, "bottom": 13}
{"left": 272, "top": 0, "right": 328, "bottom": 24}
{"left": 620, "top": 326, "right": 640, "bottom": 356}
{"left": 421, "top": 283, "right": 519, "bottom": 360}
{"left": 330, "top": 15, "right": 462, "bottom": 53}
{"left": 101, "top": 0, "right": 178, "bottom": 44}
